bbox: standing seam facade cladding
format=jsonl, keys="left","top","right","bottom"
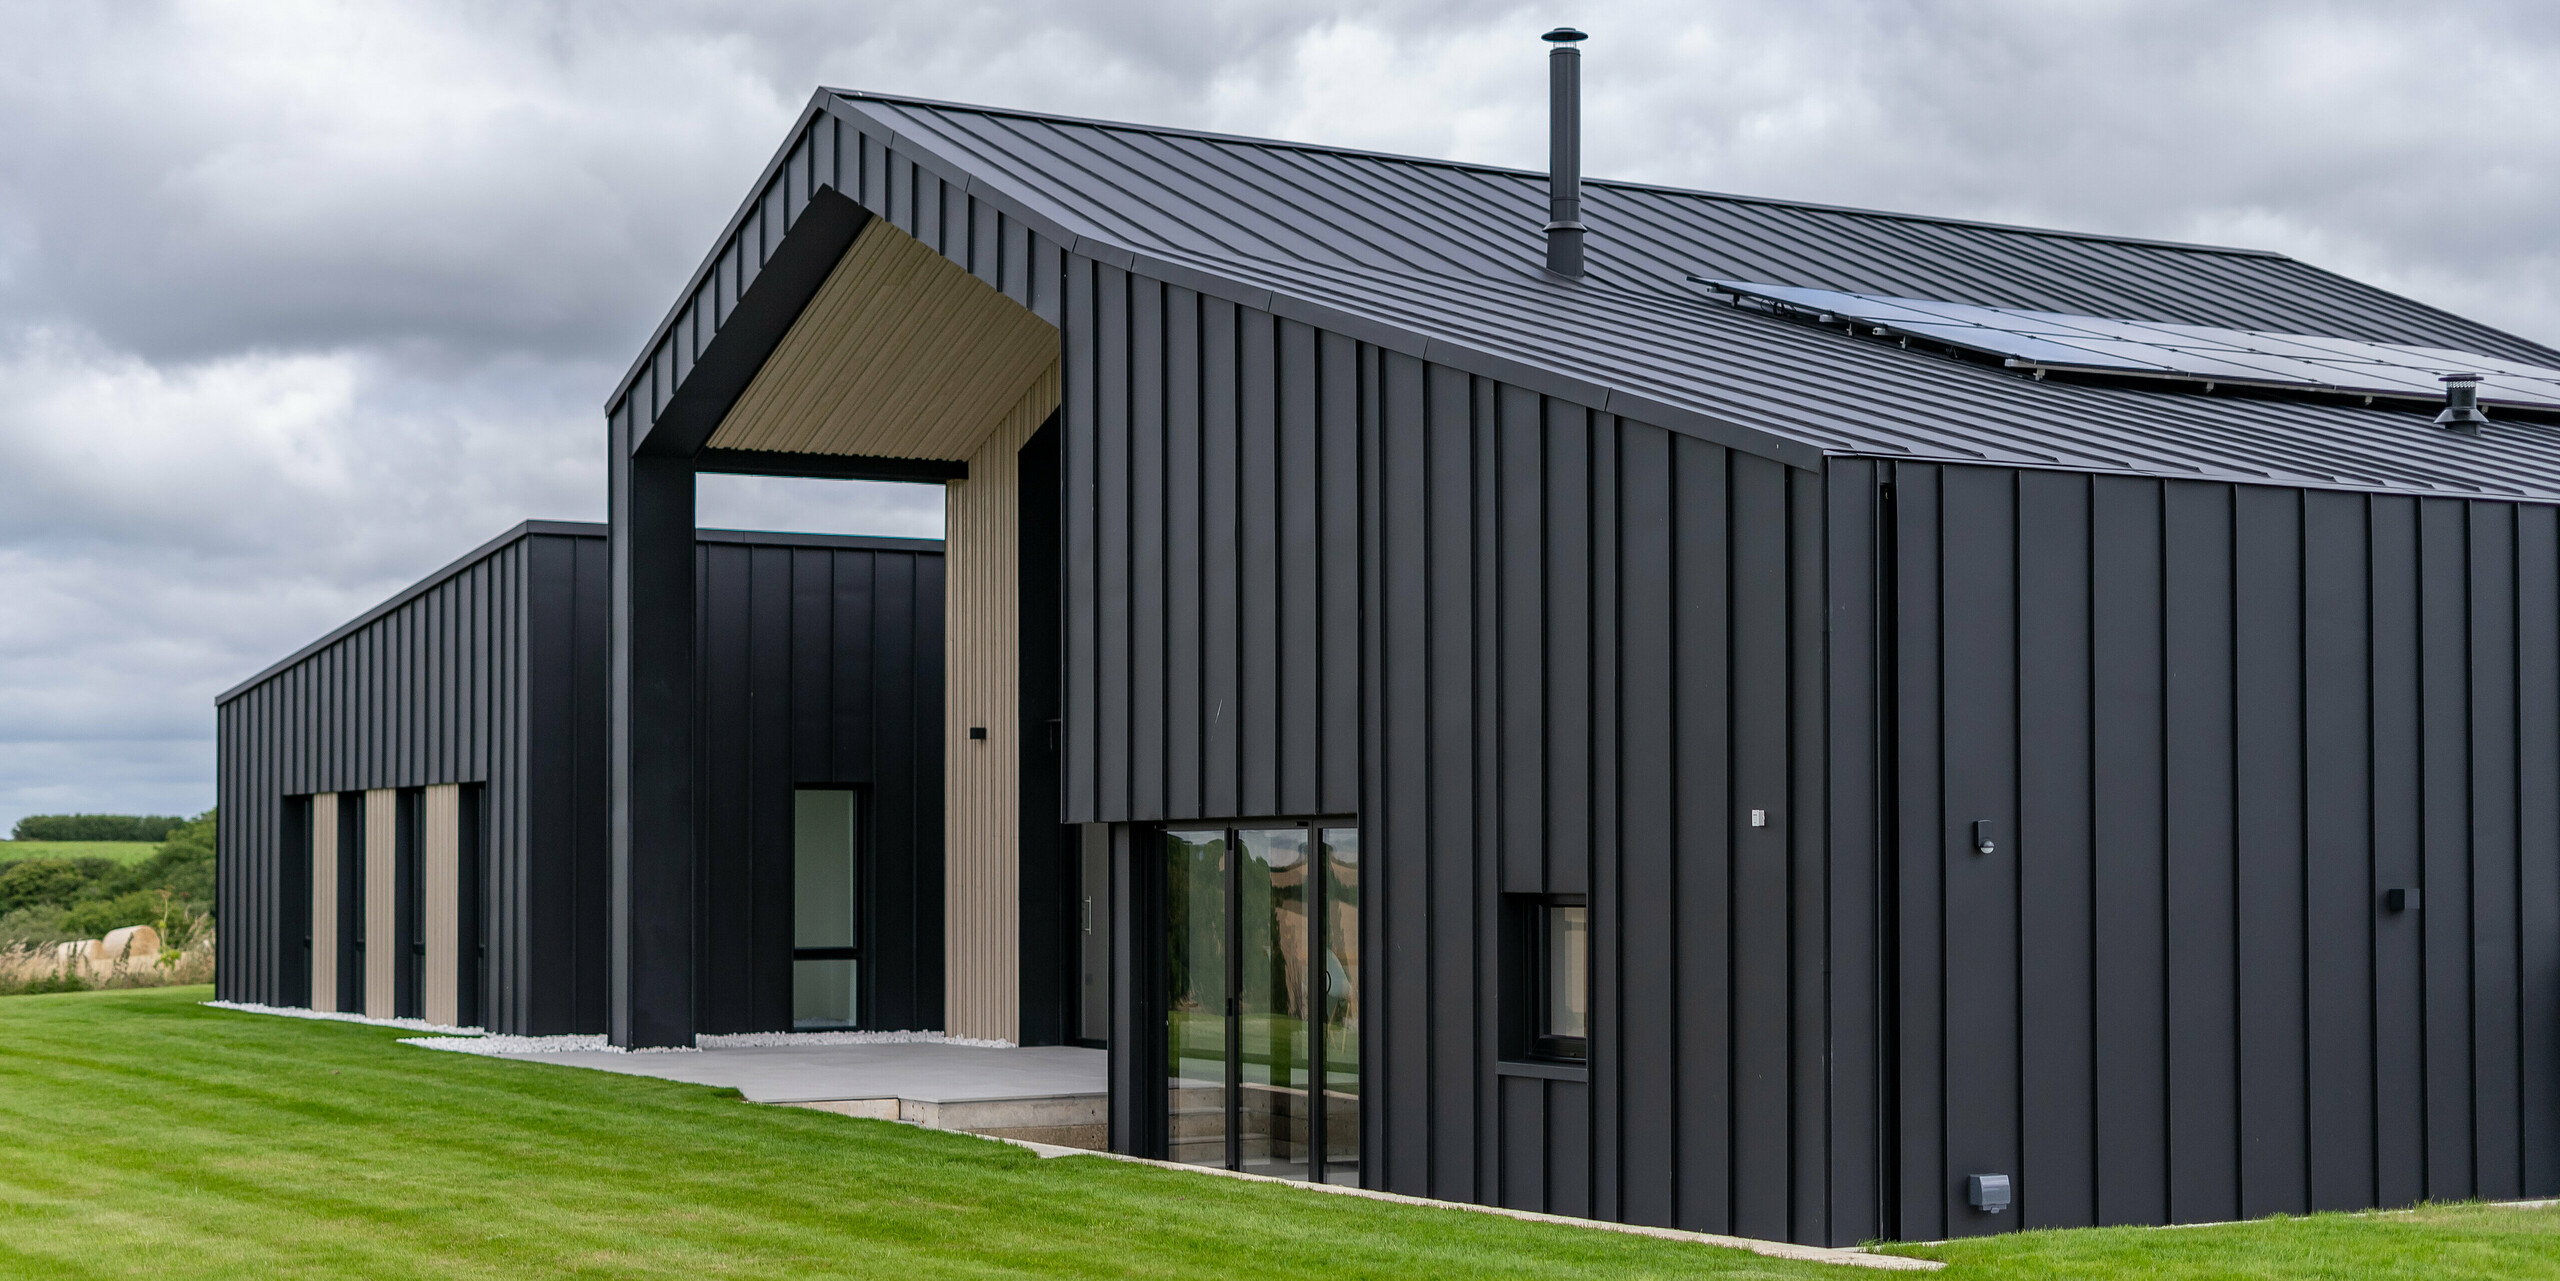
{"left": 597, "top": 95, "right": 2560, "bottom": 1242}
{"left": 1833, "top": 460, "right": 2560, "bottom": 1240}
{"left": 217, "top": 525, "right": 945, "bottom": 1036}
{"left": 1061, "top": 261, "right": 1838, "bottom": 1240}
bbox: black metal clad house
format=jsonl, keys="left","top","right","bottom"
{"left": 215, "top": 522, "right": 944, "bottom": 1035}
{"left": 590, "top": 80, "right": 2560, "bottom": 1246}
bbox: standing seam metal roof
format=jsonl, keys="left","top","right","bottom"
{"left": 666, "top": 90, "right": 2560, "bottom": 500}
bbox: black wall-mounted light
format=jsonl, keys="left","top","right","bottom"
{"left": 1972, "top": 819, "right": 1996, "bottom": 856}
{"left": 968, "top": 726, "right": 987, "bottom": 741}
{"left": 2384, "top": 887, "right": 2421, "bottom": 913}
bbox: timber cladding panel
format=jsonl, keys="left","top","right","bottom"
{"left": 1062, "top": 259, "right": 1839, "bottom": 1240}
{"left": 707, "top": 218, "right": 1059, "bottom": 462}
{"left": 1835, "top": 460, "right": 2560, "bottom": 1240}
{"left": 363, "top": 789, "right": 396, "bottom": 1017}
{"left": 941, "top": 369, "right": 1061, "bottom": 1043}
{"left": 422, "top": 784, "right": 461, "bottom": 1027}
{"left": 308, "top": 793, "right": 339, "bottom": 1013}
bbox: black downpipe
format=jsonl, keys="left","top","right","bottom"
{"left": 1543, "top": 28, "right": 1588, "bottom": 277}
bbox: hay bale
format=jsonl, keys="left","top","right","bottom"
{"left": 94, "top": 925, "right": 160, "bottom": 963}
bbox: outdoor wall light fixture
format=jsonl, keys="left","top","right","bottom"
{"left": 2384, "top": 887, "right": 2422, "bottom": 913}
{"left": 1967, "top": 1174, "right": 2013, "bottom": 1214}
{"left": 968, "top": 726, "right": 987, "bottom": 740}
{"left": 1972, "top": 820, "right": 1996, "bottom": 856}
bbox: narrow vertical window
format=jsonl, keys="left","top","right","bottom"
{"left": 1538, "top": 902, "right": 1589, "bottom": 1061}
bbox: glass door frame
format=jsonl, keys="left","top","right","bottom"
{"left": 1161, "top": 816, "right": 1359, "bottom": 1185}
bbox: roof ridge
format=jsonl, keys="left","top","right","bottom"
{"left": 827, "top": 88, "right": 2289, "bottom": 260}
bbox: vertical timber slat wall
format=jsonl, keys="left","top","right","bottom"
{"left": 308, "top": 793, "right": 340, "bottom": 1013}
{"left": 422, "top": 783, "right": 461, "bottom": 1027}
{"left": 363, "top": 789, "right": 397, "bottom": 1017}
{"left": 1850, "top": 460, "right": 2560, "bottom": 1240}
{"left": 218, "top": 524, "right": 946, "bottom": 1037}
{"left": 943, "top": 368, "right": 1061, "bottom": 1043}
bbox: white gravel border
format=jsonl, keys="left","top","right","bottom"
{"left": 203, "top": 1000, "right": 483, "bottom": 1036}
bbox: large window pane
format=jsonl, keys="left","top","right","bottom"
{"left": 1165, "top": 830, "right": 1229, "bottom": 1167}
{"left": 1237, "top": 829, "right": 1313, "bottom": 1180}
{"left": 1320, "top": 827, "right": 1361, "bottom": 1184}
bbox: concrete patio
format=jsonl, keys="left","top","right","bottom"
{"left": 496, "top": 1040, "right": 1109, "bottom": 1149}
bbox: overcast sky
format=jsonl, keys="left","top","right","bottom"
{"left": 1, "top": 0, "right": 2555, "bottom": 830}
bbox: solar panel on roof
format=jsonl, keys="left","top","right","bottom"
{"left": 1689, "top": 278, "right": 2560, "bottom": 414}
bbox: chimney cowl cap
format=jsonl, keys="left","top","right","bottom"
{"left": 1543, "top": 27, "right": 1588, "bottom": 42}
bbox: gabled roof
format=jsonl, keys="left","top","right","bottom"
{"left": 618, "top": 90, "right": 2560, "bottom": 500}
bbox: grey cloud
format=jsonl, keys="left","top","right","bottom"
{"left": 4, "top": 0, "right": 2558, "bottom": 829}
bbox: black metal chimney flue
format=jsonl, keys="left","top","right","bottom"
{"left": 1543, "top": 27, "right": 1588, "bottom": 277}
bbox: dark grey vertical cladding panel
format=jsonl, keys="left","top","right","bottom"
{"left": 1063, "top": 256, "right": 1099, "bottom": 822}
{"left": 2233, "top": 486, "right": 2308, "bottom": 1219}
{"left": 698, "top": 542, "right": 757, "bottom": 1030}
{"left": 2016, "top": 469, "right": 2095, "bottom": 1231}
{"left": 1129, "top": 278, "right": 1168, "bottom": 822}
{"left": 1787, "top": 465, "right": 1830, "bottom": 1248}
{"left": 1549, "top": 1078, "right": 1592, "bottom": 1219}
{"left": 2369, "top": 495, "right": 2427, "bottom": 1209}
{"left": 1423, "top": 361, "right": 1477, "bottom": 1204}
{"left": 1199, "top": 297, "right": 1243, "bottom": 821}
{"left": 1586, "top": 412, "right": 1621, "bottom": 1224}
{"left": 791, "top": 550, "right": 835, "bottom": 773}
{"left": 2523, "top": 506, "right": 2560, "bottom": 1198}
{"left": 2162, "top": 481, "right": 2239, "bottom": 1225}
{"left": 1496, "top": 385, "right": 1546, "bottom": 898}
{"left": 1890, "top": 463, "right": 1947, "bottom": 1243}
{"left": 1162, "top": 289, "right": 1205, "bottom": 821}
{"left": 831, "top": 550, "right": 878, "bottom": 784}
{"left": 1613, "top": 418, "right": 1676, "bottom": 1230}
{"left": 1672, "top": 436, "right": 1732, "bottom": 1236}
{"left": 1731, "top": 451, "right": 1797, "bottom": 1243}
{"left": 1277, "top": 319, "right": 1322, "bottom": 816}
{"left": 2467, "top": 502, "right": 2523, "bottom": 1201}
{"left": 1096, "top": 263, "right": 1134, "bottom": 821}
{"left": 1237, "top": 308, "right": 1280, "bottom": 820}
{"left": 525, "top": 534, "right": 587, "bottom": 1033}
{"left": 2418, "top": 498, "right": 2475, "bottom": 1199}
{"left": 1357, "top": 342, "right": 1387, "bottom": 1187}
{"left": 1471, "top": 378, "right": 1501, "bottom": 1206}
{"left": 1502, "top": 1076, "right": 1547, "bottom": 1211}
{"left": 871, "top": 549, "right": 944, "bottom": 1033}
{"left": 2302, "top": 489, "right": 2377, "bottom": 1212}
{"left": 1824, "top": 460, "right": 1881, "bottom": 1248}
{"left": 1317, "top": 330, "right": 1361, "bottom": 816}
{"left": 571, "top": 537, "right": 613, "bottom": 1034}
{"left": 751, "top": 545, "right": 797, "bottom": 1033}
{"left": 1376, "top": 348, "right": 1431, "bottom": 1197}
{"left": 1543, "top": 406, "right": 1593, "bottom": 899}
{"left": 1935, "top": 464, "right": 2018, "bottom": 1239}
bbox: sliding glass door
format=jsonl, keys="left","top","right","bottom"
{"left": 1166, "top": 821, "right": 1360, "bottom": 1184}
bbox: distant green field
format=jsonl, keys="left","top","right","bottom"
{"left": 0, "top": 841, "right": 162, "bottom": 865}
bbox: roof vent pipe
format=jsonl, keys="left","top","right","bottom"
{"left": 1543, "top": 27, "right": 1588, "bottom": 277}
{"left": 2435, "top": 372, "right": 2490, "bottom": 434}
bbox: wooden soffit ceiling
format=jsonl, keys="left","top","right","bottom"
{"left": 706, "top": 217, "right": 1059, "bottom": 462}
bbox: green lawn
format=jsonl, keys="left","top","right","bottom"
{"left": 4, "top": 987, "right": 2553, "bottom": 1280}
{"left": 0, "top": 988, "right": 1835, "bottom": 1279}
{"left": 0, "top": 840, "right": 162, "bottom": 865}
{"left": 1890, "top": 1202, "right": 2560, "bottom": 1277}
